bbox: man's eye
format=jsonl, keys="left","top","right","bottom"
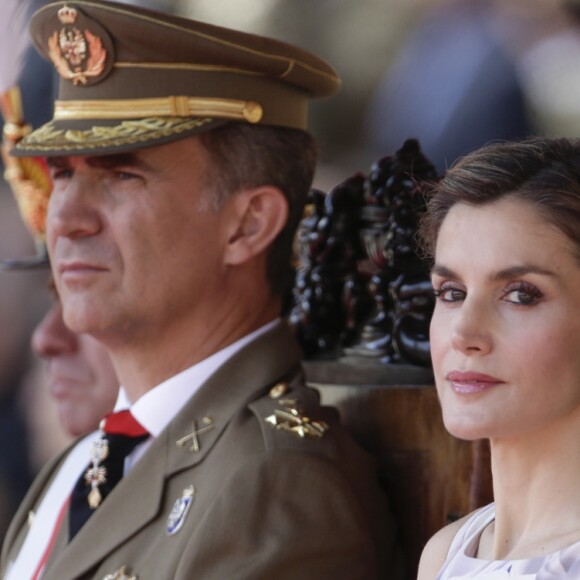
{"left": 115, "top": 171, "right": 139, "bottom": 181}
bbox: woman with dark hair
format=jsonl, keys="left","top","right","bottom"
{"left": 417, "top": 137, "right": 580, "bottom": 579}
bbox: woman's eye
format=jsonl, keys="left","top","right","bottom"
{"left": 503, "top": 285, "right": 542, "bottom": 306}
{"left": 433, "top": 286, "right": 465, "bottom": 303}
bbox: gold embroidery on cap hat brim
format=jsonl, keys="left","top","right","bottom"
{"left": 16, "top": 117, "right": 213, "bottom": 152}
{"left": 54, "top": 96, "right": 263, "bottom": 123}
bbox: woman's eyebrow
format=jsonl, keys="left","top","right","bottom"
{"left": 489, "top": 265, "right": 557, "bottom": 281}
{"left": 431, "top": 263, "right": 557, "bottom": 281}
{"left": 430, "top": 264, "right": 457, "bottom": 278}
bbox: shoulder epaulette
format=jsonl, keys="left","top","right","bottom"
{"left": 249, "top": 376, "right": 340, "bottom": 459}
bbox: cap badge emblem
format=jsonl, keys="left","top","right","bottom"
{"left": 48, "top": 5, "right": 111, "bottom": 85}
{"left": 166, "top": 486, "right": 195, "bottom": 536}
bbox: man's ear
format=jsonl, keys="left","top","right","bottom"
{"left": 223, "top": 186, "right": 288, "bottom": 265}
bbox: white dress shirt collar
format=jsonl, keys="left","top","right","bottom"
{"left": 113, "top": 318, "right": 280, "bottom": 437}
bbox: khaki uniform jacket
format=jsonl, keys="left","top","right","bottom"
{"left": 1, "top": 323, "right": 398, "bottom": 580}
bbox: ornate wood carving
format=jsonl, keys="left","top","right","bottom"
{"left": 290, "top": 139, "right": 439, "bottom": 365}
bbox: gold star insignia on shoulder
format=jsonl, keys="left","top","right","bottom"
{"left": 102, "top": 565, "right": 137, "bottom": 580}
{"left": 264, "top": 399, "right": 329, "bottom": 439}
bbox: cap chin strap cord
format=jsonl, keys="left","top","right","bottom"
{"left": 54, "top": 96, "right": 264, "bottom": 123}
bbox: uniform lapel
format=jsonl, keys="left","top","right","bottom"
{"left": 1, "top": 448, "right": 68, "bottom": 570}
{"left": 44, "top": 322, "right": 302, "bottom": 579}
{"left": 166, "top": 322, "right": 302, "bottom": 476}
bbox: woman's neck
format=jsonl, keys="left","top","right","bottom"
{"left": 483, "top": 414, "right": 580, "bottom": 560}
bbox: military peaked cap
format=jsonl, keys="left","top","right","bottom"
{"left": 14, "top": 0, "right": 340, "bottom": 156}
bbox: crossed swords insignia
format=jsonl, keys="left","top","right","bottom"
{"left": 176, "top": 417, "right": 215, "bottom": 453}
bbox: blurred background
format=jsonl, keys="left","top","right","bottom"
{"left": 1, "top": 0, "right": 580, "bottom": 541}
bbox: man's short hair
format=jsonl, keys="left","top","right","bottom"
{"left": 199, "top": 122, "right": 317, "bottom": 298}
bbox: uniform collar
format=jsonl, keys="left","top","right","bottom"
{"left": 113, "top": 318, "right": 281, "bottom": 437}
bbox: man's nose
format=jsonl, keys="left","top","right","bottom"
{"left": 47, "top": 176, "right": 102, "bottom": 241}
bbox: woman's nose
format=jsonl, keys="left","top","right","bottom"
{"left": 450, "top": 298, "right": 493, "bottom": 356}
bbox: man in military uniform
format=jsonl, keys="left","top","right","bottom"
{"left": 1, "top": 1, "right": 399, "bottom": 578}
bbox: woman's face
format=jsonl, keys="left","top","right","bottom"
{"left": 430, "top": 196, "right": 580, "bottom": 441}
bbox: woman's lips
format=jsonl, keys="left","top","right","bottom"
{"left": 445, "top": 371, "right": 505, "bottom": 394}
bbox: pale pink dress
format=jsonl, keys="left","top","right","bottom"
{"left": 436, "top": 503, "right": 580, "bottom": 579}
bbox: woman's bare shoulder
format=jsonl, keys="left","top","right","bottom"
{"left": 416, "top": 513, "right": 473, "bottom": 580}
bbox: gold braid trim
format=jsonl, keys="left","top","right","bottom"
{"left": 54, "top": 97, "right": 263, "bottom": 123}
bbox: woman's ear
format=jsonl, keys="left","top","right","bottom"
{"left": 223, "top": 186, "right": 288, "bottom": 266}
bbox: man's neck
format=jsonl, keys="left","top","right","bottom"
{"left": 109, "top": 301, "right": 281, "bottom": 402}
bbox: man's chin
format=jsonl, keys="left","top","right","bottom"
{"left": 61, "top": 302, "right": 109, "bottom": 335}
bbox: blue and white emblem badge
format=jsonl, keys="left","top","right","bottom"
{"left": 166, "top": 486, "right": 194, "bottom": 536}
